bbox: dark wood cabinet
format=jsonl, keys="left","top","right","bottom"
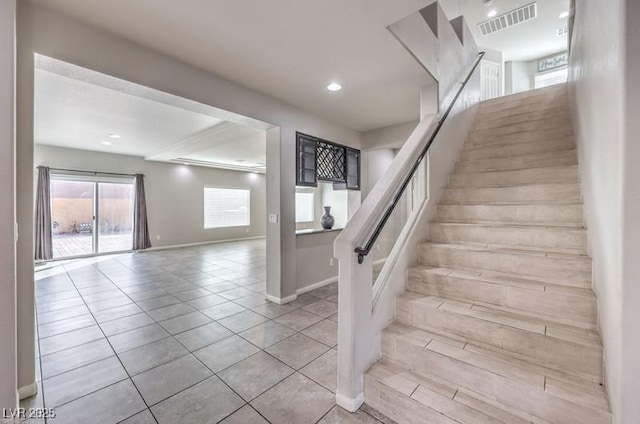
{"left": 296, "top": 132, "right": 360, "bottom": 190}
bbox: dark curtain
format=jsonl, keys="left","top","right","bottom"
{"left": 133, "top": 174, "right": 152, "bottom": 250}
{"left": 34, "top": 166, "right": 53, "bottom": 260}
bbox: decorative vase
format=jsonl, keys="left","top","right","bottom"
{"left": 320, "top": 206, "right": 335, "bottom": 230}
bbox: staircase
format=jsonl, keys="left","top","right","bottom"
{"left": 363, "top": 85, "right": 611, "bottom": 424}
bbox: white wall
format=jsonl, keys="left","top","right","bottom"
{"left": 35, "top": 145, "right": 267, "bottom": 248}
{"left": 0, "top": 0, "right": 17, "bottom": 411}
{"left": 505, "top": 60, "right": 537, "bottom": 94}
{"left": 568, "top": 0, "right": 640, "bottom": 422}
{"left": 361, "top": 149, "right": 396, "bottom": 200}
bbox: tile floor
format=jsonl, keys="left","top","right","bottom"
{"left": 27, "top": 240, "right": 385, "bottom": 424}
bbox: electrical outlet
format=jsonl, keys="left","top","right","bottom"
{"left": 329, "top": 258, "right": 334, "bottom": 267}
{"left": 156, "top": 235, "right": 161, "bottom": 240}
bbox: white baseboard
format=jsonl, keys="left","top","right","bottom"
{"left": 18, "top": 382, "right": 37, "bottom": 400}
{"left": 142, "top": 236, "right": 266, "bottom": 252}
{"left": 265, "top": 293, "right": 298, "bottom": 305}
{"left": 297, "top": 276, "right": 337, "bottom": 295}
{"left": 335, "top": 391, "right": 364, "bottom": 412}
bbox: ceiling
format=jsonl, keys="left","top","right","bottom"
{"left": 439, "top": 0, "right": 570, "bottom": 61}
{"left": 35, "top": 56, "right": 268, "bottom": 172}
{"left": 28, "top": 0, "right": 440, "bottom": 132}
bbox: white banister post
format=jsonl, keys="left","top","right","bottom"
{"left": 335, "top": 247, "right": 374, "bottom": 412}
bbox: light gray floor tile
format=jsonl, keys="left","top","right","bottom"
{"left": 37, "top": 314, "right": 96, "bottom": 339}
{"left": 137, "top": 295, "right": 182, "bottom": 311}
{"left": 108, "top": 324, "right": 170, "bottom": 353}
{"left": 174, "top": 321, "right": 233, "bottom": 351}
{"left": 119, "top": 337, "right": 189, "bottom": 376}
{"left": 302, "top": 300, "right": 339, "bottom": 318}
{"left": 185, "top": 294, "right": 227, "bottom": 310}
{"left": 251, "top": 373, "right": 335, "bottom": 424}
{"left": 289, "top": 293, "right": 323, "bottom": 308}
{"left": 218, "top": 351, "right": 294, "bottom": 401}
{"left": 220, "top": 405, "right": 268, "bottom": 424}
{"left": 118, "top": 409, "right": 157, "bottom": 424}
{"left": 52, "top": 379, "right": 146, "bottom": 424}
{"left": 87, "top": 296, "right": 134, "bottom": 313}
{"left": 174, "top": 288, "right": 213, "bottom": 301}
{"left": 203, "top": 282, "right": 240, "bottom": 293}
{"left": 133, "top": 354, "right": 212, "bottom": 406}
{"left": 194, "top": 335, "right": 260, "bottom": 372}
{"left": 218, "top": 310, "right": 267, "bottom": 333}
{"left": 266, "top": 334, "right": 330, "bottom": 370}
{"left": 251, "top": 302, "right": 297, "bottom": 319}
{"left": 300, "top": 349, "right": 337, "bottom": 393}
{"left": 39, "top": 325, "right": 104, "bottom": 356}
{"left": 200, "top": 302, "right": 246, "bottom": 320}
{"left": 317, "top": 406, "right": 382, "bottom": 424}
{"left": 37, "top": 305, "right": 90, "bottom": 325}
{"left": 40, "top": 338, "right": 114, "bottom": 379}
{"left": 239, "top": 321, "right": 296, "bottom": 349}
{"left": 233, "top": 294, "right": 268, "bottom": 308}
{"left": 218, "top": 287, "right": 255, "bottom": 301}
{"left": 127, "top": 288, "right": 169, "bottom": 302}
{"left": 151, "top": 376, "right": 244, "bottom": 424}
{"left": 147, "top": 303, "right": 195, "bottom": 322}
{"left": 274, "top": 309, "right": 324, "bottom": 332}
{"left": 99, "top": 313, "right": 155, "bottom": 336}
{"left": 301, "top": 319, "right": 337, "bottom": 347}
{"left": 307, "top": 284, "right": 338, "bottom": 299}
{"left": 36, "top": 296, "right": 85, "bottom": 313}
{"left": 159, "top": 311, "right": 212, "bottom": 335}
{"left": 43, "top": 356, "right": 128, "bottom": 407}
{"left": 92, "top": 303, "right": 143, "bottom": 323}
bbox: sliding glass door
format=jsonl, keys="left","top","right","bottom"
{"left": 51, "top": 176, "right": 134, "bottom": 258}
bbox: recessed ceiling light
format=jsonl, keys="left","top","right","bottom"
{"left": 487, "top": 9, "right": 498, "bottom": 18}
{"left": 109, "top": 134, "right": 121, "bottom": 139}
{"left": 559, "top": 11, "right": 569, "bottom": 19}
{"left": 327, "top": 82, "right": 342, "bottom": 92}
{"left": 101, "top": 141, "right": 111, "bottom": 145}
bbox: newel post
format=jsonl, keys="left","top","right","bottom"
{"left": 335, "top": 241, "right": 374, "bottom": 412}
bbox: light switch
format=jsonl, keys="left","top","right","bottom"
{"left": 269, "top": 213, "right": 278, "bottom": 224}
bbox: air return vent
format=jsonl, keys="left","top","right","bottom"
{"left": 478, "top": 2, "right": 537, "bottom": 36}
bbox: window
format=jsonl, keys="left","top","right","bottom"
{"left": 534, "top": 67, "right": 568, "bottom": 89}
{"left": 204, "top": 187, "right": 250, "bottom": 228}
{"left": 295, "top": 192, "right": 315, "bottom": 223}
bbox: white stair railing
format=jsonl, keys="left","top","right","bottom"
{"left": 333, "top": 52, "right": 485, "bottom": 412}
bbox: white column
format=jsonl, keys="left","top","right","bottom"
{"left": 0, "top": 0, "right": 18, "bottom": 411}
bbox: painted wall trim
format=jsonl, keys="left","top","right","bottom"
{"left": 336, "top": 391, "right": 364, "bottom": 413}
{"left": 17, "top": 382, "right": 36, "bottom": 400}
{"left": 297, "top": 276, "right": 338, "bottom": 295}
{"left": 143, "top": 236, "right": 266, "bottom": 252}
{"left": 265, "top": 293, "right": 297, "bottom": 305}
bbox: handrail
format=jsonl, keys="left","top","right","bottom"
{"left": 354, "top": 51, "right": 485, "bottom": 264}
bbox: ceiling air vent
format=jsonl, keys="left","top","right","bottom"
{"left": 478, "top": 2, "right": 537, "bottom": 36}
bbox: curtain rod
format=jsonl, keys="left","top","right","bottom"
{"left": 37, "top": 166, "right": 142, "bottom": 178}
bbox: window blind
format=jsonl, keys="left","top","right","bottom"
{"left": 204, "top": 187, "right": 250, "bottom": 228}
{"left": 295, "top": 192, "right": 315, "bottom": 223}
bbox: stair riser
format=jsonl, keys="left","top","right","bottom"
{"left": 419, "top": 245, "right": 591, "bottom": 284}
{"left": 479, "top": 92, "right": 568, "bottom": 115}
{"left": 442, "top": 184, "right": 582, "bottom": 205}
{"left": 437, "top": 204, "right": 584, "bottom": 225}
{"left": 470, "top": 120, "right": 572, "bottom": 141}
{"left": 461, "top": 138, "right": 575, "bottom": 161}
{"left": 470, "top": 127, "right": 574, "bottom": 146}
{"left": 474, "top": 109, "right": 571, "bottom": 131}
{"left": 395, "top": 300, "right": 602, "bottom": 379}
{"left": 364, "top": 375, "right": 460, "bottom": 424}
{"left": 456, "top": 150, "right": 577, "bottom": 173}
{"left": 381, "top": 334, "right": 609, "bottom": 424}
{"left": 407, "top": 273, "right": 596, "bottom": 325}
{"left": 429, "top": 224, "right": 587, "bottom": 254}
{"left": 449, "top": 166, "right": 580, "bottom": 188}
